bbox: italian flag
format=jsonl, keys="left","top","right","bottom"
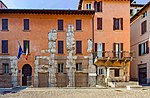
{"left": 25, "top": 44, "right": 28, "bottom": 60}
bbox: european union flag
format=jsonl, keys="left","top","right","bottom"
{"left": 17, "top": 45, "right": 23, "bottom": 59}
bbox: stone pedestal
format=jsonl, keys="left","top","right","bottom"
{"left": 88, "top": 53, "right": 97, "bottom": 87}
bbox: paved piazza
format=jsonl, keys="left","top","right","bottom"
{"left": 0, "top": 87, "right": 150, "bottom": 98}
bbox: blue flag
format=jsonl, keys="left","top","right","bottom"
{"left": 17, "top": 45, "right": 23, "bottom": 59}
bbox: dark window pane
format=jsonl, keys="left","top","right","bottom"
{"left": 76, "top": 63, "right": 82, "bottom": 71}
{"left": 76, "top": 41, "right": 82, "bottom": 54}
{"left": 58, "top": 63, "right": 64, "bottom": 73}
{"left": 58, "top": 41, "right": 64, "bottom": 54}
{"left": 2, "top": 40, "right": 8, "bottom": 53}
{"left": 24, "top": 19, "right": 29, "bottom": 30}
{"left": 113, "top": 18, "right": 123, "bottom": 30}
{"left": 76, "top": 20, "right": 82, "bottom": 30}
{"left": 58, "top": 20, "right": 63, "bottom": 30}
{"left": 2, "top": 19, "right": 8, "bottom": 30}
{"left": 115, "top": 19, "right": 119, "bottom": 29}
{"left": 23, "top": 40, "right": 30, "bottom": 53}
{"left": 97, "top": 1, "right": 102, "bottom": 12}
{"left": 3, "top": 63, "right": 9, "bottom": 73}
{"left": 115, "top": 69, "right": 119, "bottom": 77}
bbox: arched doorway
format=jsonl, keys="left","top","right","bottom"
{"left": 22, "top": 64, "right": 32, "bottom": 86}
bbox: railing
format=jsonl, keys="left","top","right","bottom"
{"left": 94, "top": 51, "right": 134, "bottom": 59}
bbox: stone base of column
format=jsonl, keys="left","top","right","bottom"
{"left": 88, "top": 73, "right": 97, "bottom": 87}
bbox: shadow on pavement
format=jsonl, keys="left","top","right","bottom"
{"left": 0, "top": 86, "right": 27, "bottom": 95}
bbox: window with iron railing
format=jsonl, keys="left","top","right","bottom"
{"left": 113, "top": 43, "right": 123, "bottom": 58}
{"left": 95, "top": 43, "right": 105, "bottom": 58}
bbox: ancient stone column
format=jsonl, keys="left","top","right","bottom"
{"left": 48, "top": 29, "right": 57, "bottom": 87}
{"left": 66, "top": 24, "right": 76, "bottom": 87}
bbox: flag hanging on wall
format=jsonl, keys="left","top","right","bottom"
{"left": 25, "top": 44, "right": 28, "bottom": 60}
{"left": 17, "top": 42, "right": 23, "bottom": 59}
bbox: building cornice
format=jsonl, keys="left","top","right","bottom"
{"left": 0, "top": 9, "right": 95, "bottom": 15}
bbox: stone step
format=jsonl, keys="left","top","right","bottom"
{"left": 126, "top": 85, "right": 143, "bottom": 90}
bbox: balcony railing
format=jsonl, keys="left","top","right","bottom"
{"left": 93, "top": 51, "right": 134, "bottom": 59}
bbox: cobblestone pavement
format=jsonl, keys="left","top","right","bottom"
{"left": 0, "top": 87, "right": 150, "bottom": 98}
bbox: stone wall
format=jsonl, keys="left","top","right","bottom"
{"left": 0, "top": 56, "right": 18, "bottom": 88}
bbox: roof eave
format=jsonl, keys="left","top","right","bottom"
{"left": 131, "top": 1, "right": 150, "bottom": 23}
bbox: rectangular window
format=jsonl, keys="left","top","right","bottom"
{"left": 76, "top": 20, "right": 82, "bottom": 30}
{"left": 99, "top": 68, "right": 104, "bottom": 75}
{"left": 130, "top": 9, "right": 134, "bottom": 16}
{"left": 58, "top": 41, "right": 64, "bottom": 54}
{"left": 58, "top": 63, "right": 64, "bottom": 73}
{"left": 97, "top": 43, "right": 105, "bottom": 58}
{"left": 23, "top": 40, "right": 30, "bottom": 54}
{"left": 114, "top": 69, "right": 120, "bottom": 77}
{"left": 58, "top": 20, "right": 63, "bottom": 30}
{"left": 76, "top": 41, "right": 82, "bottom": 54}
{"left": 139, "top": 41, "right": 149, "bottom": 56}
{"left": 86, "top": 3, "right": 92, "bottom": 10}
{"left": 2, "top": 40, "right": 8, "bottom": 54}
{"left": 141, "top": 20, "right": 147, "bottom": 35}
{"left": 113, "top": 18, "right": 123, "bottom": 30}
{"left": 142, "top": 11, "right": 147, "bottom": 18}
{"left": 97, "top": 18, "right": 102, "bottom": 30}
{"left": 113, "top": 43, "right": 123, "bottom": 58}
{"left": 2, "top": 19, "right": 8, "bottom": 30}
{"left": 76, "top": 63, "right": 82, "bottom": 71}
{"left": 3, "top": 63, "right": 9, "bottom": 74}
{"left": 24, "top": 19, "right": 29, "bottom": 30}
{"left": 94, "top": 1, "right": 102, "bottom": 12}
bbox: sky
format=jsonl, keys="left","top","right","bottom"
{"left": 1, "top": 0, "right": 150, "bottom": 9}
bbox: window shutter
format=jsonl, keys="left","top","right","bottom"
{"left": 58, "top": 64, "right": 60, "bottom": 72}
{"left": 2, "top": 19, "right": 8, "bottom": 30}
{"left": 139, "top": 44, "right": 141, "bottom": 56}
{"left": 113, "top": 18, "right": 116, "bottom": 30}
{"left": 2, "top": 40, "right": 8, "bottom": 53}
{"left": 99, "top": 1, "right": 102, "bottom": 12}
{"left": 113, "top": 43, "right": 116, "bottom": 57}
{"left": 94, "top": 1, "right": 97, "bottom": 12}
{"left": 58, "top": 20, "right": 63, "bottom": 30}
{"left": 121, "top": 18, "right": 123, "bottom": 30}
{"left": 121, "top": 43, "right": 123, "bottom": 57}
{"left": 58, "top": 41, "right": 64, "bottom": 54}
{"left": 145, "top": 20, "right": 147, "bottom": 33}
{"left": 76, "top": 20, "right": 82, "bottom": 30}
{"left": 102, "top": 43, "right": 105, "bottom": 57}
{"left": 76, "top": 41, "right": 82, "bottom": 54}
{"left": 141, "top": 20, "right": 147, "bottom": 34}
{"left": 146, "top": 41, "right": 149, "bottom": 54}
{"left": 97, "top": 18, "right": 102, "bottom": 30}
{"left": 141, "top": 22, "right": 143, "bottom": 34}
{"left": 24, "top": 19, "right": 29, "bottom": 30}
{"left": 95, "top": 43, "right": 97, "bottom": 52}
